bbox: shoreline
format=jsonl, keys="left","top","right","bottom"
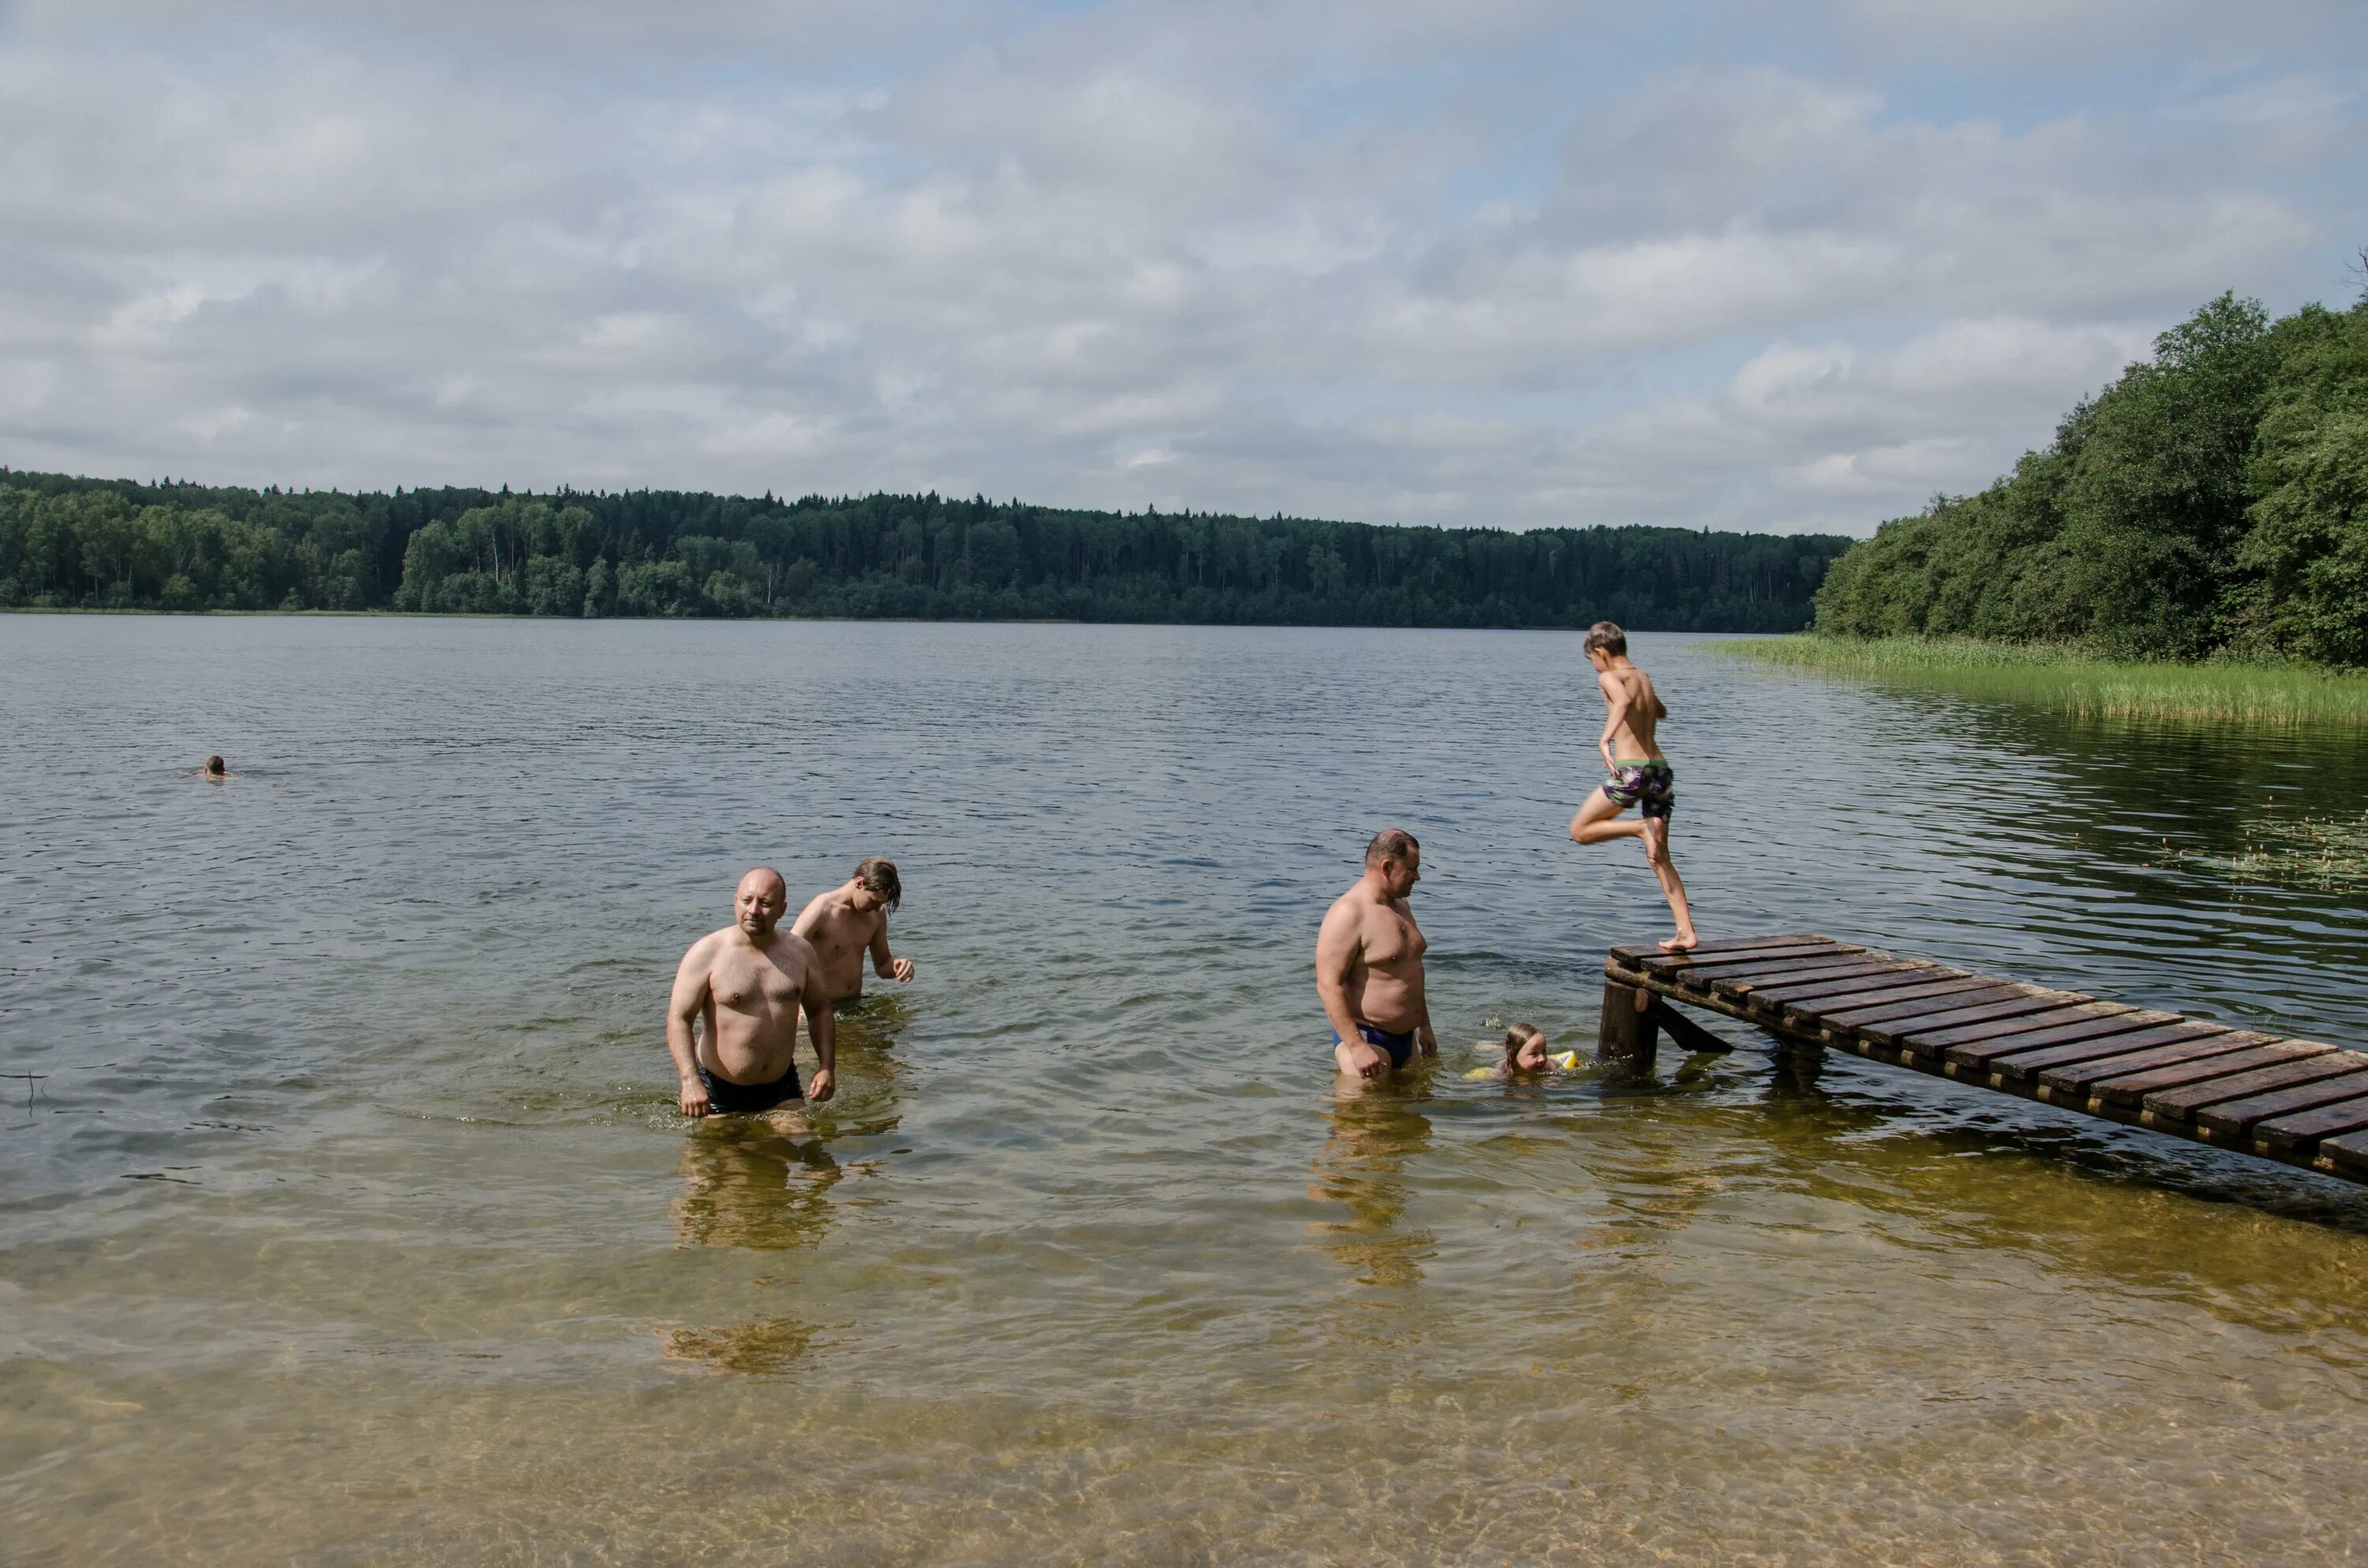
{"left": 0, "top": 604, "right": 1771, "bottom": 635}
{"left": 1722, "top": 634, "right": 2368, "bottom": 727}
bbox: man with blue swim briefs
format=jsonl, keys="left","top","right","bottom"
{"left": 1315, "top": 828, "right": 1437, "bottom": 1082}
{"left": 667, "top": 868, "right": 838, "bottom": 1124}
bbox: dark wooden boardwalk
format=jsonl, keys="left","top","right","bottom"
{"left": 1600, "top": 934, "right": 2368, "bottom": 1186}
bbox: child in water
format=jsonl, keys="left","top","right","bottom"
{"left": 1465, "top": 1023, "right": 1583, "bottom": 1079}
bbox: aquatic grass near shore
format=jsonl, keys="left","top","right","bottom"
{"left": 1723, "top": 635, "right": 2368, "bottom": 727}
{"left": 2152, "top": 810, "right": 2368, "bottom": 894}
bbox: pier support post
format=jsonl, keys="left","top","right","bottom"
{"left": 1647, "top": 997, "right": 1734, "bottom": 1056}
{"left": 1597, "top": 977, "right": 1659, "bottom": 1070}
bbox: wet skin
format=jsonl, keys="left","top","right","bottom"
{"left": 792, "top": 879, "right": 915, "bottom": 1004}
{"left": 1314, "top": 849, "right": 1436, "bottom": 1082}
{"left": 1568, "top": 648, "right": 1696, "bottom": 952}
{"left": 667, "top": 870, "right": 837, "bottom": 1117}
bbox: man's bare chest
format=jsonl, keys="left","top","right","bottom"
{"left": 711, "top": 952, "right": 803, "bottom": 1012}
{"left": 1360, "top": 906, "right": 1426, "bottom": 968}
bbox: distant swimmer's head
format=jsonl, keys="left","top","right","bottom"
{"left": 1583, "top": 621, "right": 1627, "bottom": 669}
{"left": 203, "top": 755, "right": 227, "bottom": 778}
{"left": 734, "top": 867, "right": 789, "bottom": 937}
{"left": 1364, "top": 827, "right": 1421, "bottom": 896}
{"left": 852, "top": 856, "right": 902, "bottom": 913}
{"left": 1504, "top": 1024, "right": 1550, "bottom": 1072}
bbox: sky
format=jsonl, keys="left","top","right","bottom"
{"left": 1, "top": 1, "right": 2362, "bottom": 537}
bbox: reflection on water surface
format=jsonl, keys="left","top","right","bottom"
{"left": 1311, "top": 1091, "right": 1436, "bottom": 1289}
{"left": 4, "top": 616, "right": 2367, "bottom": 1565}
{"left": 674, "top": 1125, "right": 846, "bottom": 1252}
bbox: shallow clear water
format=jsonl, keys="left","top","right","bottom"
{"left": 5, "top": 616, "right": 2367, "bottom": 1566}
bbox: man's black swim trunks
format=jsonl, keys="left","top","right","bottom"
{"left": 697, "top": 1061, "right": 803, "bottom": 1113}
{"left": 1332, "top": 1022, "right": 1416, "bottom": 1070}
{"left": 1602, "top": 759, "right": 1675, "bottom": 821}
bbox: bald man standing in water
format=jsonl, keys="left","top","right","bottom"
{"left": 1315, "top": 829, "right": 1437, "bottom": 1081}
{"left": 667, "top": 868, "right": 836, "bottom": 1119}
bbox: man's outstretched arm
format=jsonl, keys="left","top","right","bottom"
{"left": 666, "top": 945, "right": 712, "bottom": 1118}
{"left": 1316, "top": 903, "right": 1385, "bottom": 1080}
{"left": 803, "top": 981, "right": 837, "bottom": 1103}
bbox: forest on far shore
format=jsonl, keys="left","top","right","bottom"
{"left": 1812, "top": 283, "right": 2368, "bottom": 667}
{"left": 0, "top": 473, "right": 1847, "bottom": 633}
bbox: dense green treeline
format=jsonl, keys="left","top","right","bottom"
{"left": 0, "top": 472, "right": 1845, "bottom": 632}
{"left": 1813, "top": 288, "right": 2368, "bottom": 665}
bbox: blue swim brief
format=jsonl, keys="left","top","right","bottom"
{"left": 1332, "top": 1023, "right": 1416, "bottom": 1070}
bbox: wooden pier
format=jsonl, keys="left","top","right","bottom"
{"left": 1601, "top": 934, "right": 2368, "bottom": 1186}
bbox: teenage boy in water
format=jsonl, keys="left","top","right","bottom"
{"left": 792, "top": 856, "right": 916, "bottom": 1008}
{"left": 1567, "top": 621, "right": 1699, "bottom": 952}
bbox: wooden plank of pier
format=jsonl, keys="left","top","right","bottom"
{"left": 1598, "top": 934, "right": 2368, "bottom": 1188}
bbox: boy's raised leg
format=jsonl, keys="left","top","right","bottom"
{"left": 1572, "top": 788, "right": 1695, "bottom": 950}
{"left": 1569, "top": 787, "right": 1643, "bottom": 845}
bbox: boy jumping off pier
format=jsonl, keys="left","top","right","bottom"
{"left": 1568, "top": 622, "right": 1698, "bottom": 952}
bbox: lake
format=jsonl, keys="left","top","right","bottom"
{"left": 5, "top": 615, "right": 2368, "bottom": 1565}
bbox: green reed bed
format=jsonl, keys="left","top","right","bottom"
{"left": 1724, "top": 635, "right": 2368, "bottom": 727}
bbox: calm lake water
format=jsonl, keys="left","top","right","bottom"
{"left": 6, "top": 616, "right": 2368, "bottom": 1566}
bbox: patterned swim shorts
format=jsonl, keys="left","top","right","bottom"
{"left": 1602, "top": 759, "right": 1674, "bottom": 821}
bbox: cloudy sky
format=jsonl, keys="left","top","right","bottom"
{"left": 2, "top": 1, "right": 2362, "bottom": 536}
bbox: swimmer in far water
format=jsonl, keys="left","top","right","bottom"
{"left": 1566, "top": 621, "right": 1698, "bottom": 952}
{"left": 202, "top": 755, "right": 227, "bottom": 780}
{"left": 1317, "top": 829, "right": 1437, "bottom": 1081}
{"left": 792, "top": 857, "right": 915, "bottom": 1008}
{"left": 667, "top": 868, "right": 836, "bottom": 1121}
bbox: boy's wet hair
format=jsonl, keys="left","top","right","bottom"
{"left": 1365, "top": 827, "right": 1420, "bottom": 866}
{"left": 856, "top": 856, "right": 902, "bottom": 910}
{"left": 1583, "top": 622, "right": 1627, "bottom": 657}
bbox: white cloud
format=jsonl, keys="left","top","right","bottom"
{"left": 179, "top": 406, "right": 255, "bottom": 442}
{"left": 1729, "top": 342, "right": 1857, "bottom": 410}
{"left": 1789, "top": 439, "right": 1982, "bottom": 496}
{"left": 90, "top": 283, "right": 216, "bottom": 354}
